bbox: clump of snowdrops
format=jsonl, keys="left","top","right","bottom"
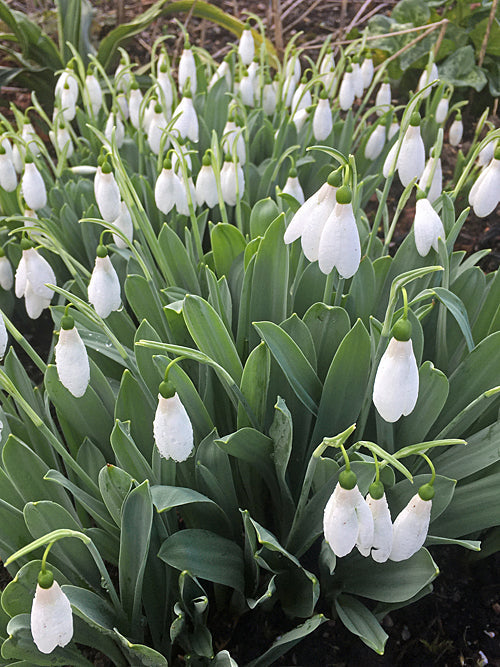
{"left": 0, "top": 21, "right": 498, "bottom": 664}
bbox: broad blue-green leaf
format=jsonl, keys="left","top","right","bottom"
{"left": 115, "top": 370, "right": 155, "bottom": 461}
{"left": 249, "top": 197, "right": 280, "bottom": 238}
{"left": 113, "top": 628, "right": 168, "bottom": 667}
{"left": 110, "top": 420, "right": 154, "bottom": 484}
{"left": 335, "top": 594, "right": 388, "bottom": 654}
{"left": 433, "top": 421, "right": 500, "bottom": 481}
{"left": 158, "top": 223, "right": 200, "bottom": 294}
{"left": 158, "top": 529, "right": 245, "bottom": 593}
{"left": 237, "top": 342, "right": 270, "bottom": 430}
{"left": 98, "top": 464, "right": 133, "bottom": 526}
{"left": 303, "top": 304, "right": 351, "bottom": 382}
{"left": 125, "top": 274, "right": 168, "bottom": 340}
{"left": 211, "top": 223, "right": 246, "bottom": 278}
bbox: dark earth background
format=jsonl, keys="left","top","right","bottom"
{"left": 1, "top": 1, "right": 499, "bottom": 665}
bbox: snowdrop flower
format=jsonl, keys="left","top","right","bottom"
{"left": 196, "top": 152, "right": 218, "bottom": 208}
{"left": 15, "top": 241, "right": 56, "bottom": 319}
{"left": 351, "top": 58, "right": 364, "bottom": 99}
{"left": 59, "top": 82, "right": 77, "bottom": 122}
{"left": 95, "top": 164, "right": 121, "bottom": 222}
{"left": 0, "top": 144, "right": 17, "bottom": 192}
{"left": 396, "top": 112, "right": 426, "bottom": 186}
{"left": 171, "top": 140, "right": 192, "bottom": 174}
{"left": 248, "top": 58, "right": 259, "bottom": 83}
{"left": 313, "top": 92, "right": 332, "bottom": 140}
{"left": 142, "top": 97, "right": 157, "bottom": 135}
{"left": 55, "top": 67, "right": 78, "bottom": 104}
{"left": 389, "top": 484, "right": 434, "bottom": 561}
{"left": 21, "top": 123, "right": 40, "bottom": 157}
{"left": 361, "top": 54, "right": 374, "bottom": 89}
{"left": 128, "top": 84, "right": 144, "bottom": 130}
{"left": 88, "top": 245, "right": 121, "bottom": 318}
{"left": 477, "top": 139, "right": 497, "bottom": 167}
{"left": 0, "top": 249, "right": 13, "bottom": 290}
{"left": 238, "top": 23, "right": 255, "bottom": 65}
{"left": 418, "top": 154, "right": 442, "bottom": 204}
{"left": 320, "top": 49, "right": 335, "bottom": 77}
{"left": 157, "top": 62, "right": 174, "bottom": 114}
{"left": 283, "top": 170, "right": 340, "bottom": 261}
{"left": 239, "top": 70, "right": 255, "bottom": 106}
{"left": 388, "top": 121, "right": 399, "bottom": 140}
{"left": 12, "top": 142, "right": 24, "bottom": 174}
{"left": 282, "top": 167, "right": 305, "bottom": 205}
{"left": 112, "top": 201, "right": 133, "bottom": 248}
{"left": 172, "top": 93, "right": 199, "bottom": 143}
{"left": 282, "top": 74, "right": 297, "bottom": 108}
{"left": 116, "top": 93, "right": 129, "bottom": 121}
{"left": 435, "top": 97, "right": 449, "bottom": 124}
{"left": 176, "top": 173, "right": 197, "bottom": 216}
{"left": 318, "top": 185, "right": 361, "bottom": 279}
{"left": 209, "top": 57, "right": 232, "bottom": 90}
{"left": 222, "top": 118, "right": 246, "bottom": 164}
{"left": 339, "top": 64, "right": 355, "bottom": 111}
{"left": 469, "top": 148, "right": 500, "bottom": 218}
{"left": 147, "top": 103, "right": 168, "bottom": 155}
{"left": 375, "top": 81, "right": 391, "bottom": 116}
{"left": 220, "top": 157, "right": 244, "bottom": 206}
{"left": 55, "top": 312, "right": 90, "bottom": 398}
{"left": 448, "top": 113, "right": 463, "bottom": 147}
{"left": 153, "top": 378, "right": 194, "bottom": 462}
{"left": 21, "top": 157, "right": 47, "bottom": 211}
{"left": 292, "top": 107, "right": 309, "bottom": 133}
{"left": 155, "top": 157, "right": 183, "bottom": 215}
{"left": 31, "top": 570, "right": 73, "bottom": 654}
{"left": 286, "top": 51, "right": 301, "bottom": 84}
{"left": 413, "top": 192, "right": 445, "bottom": 256}
{"left": 178, "top": 42, "right": 197, "bottom": 95}
{"left": 292, "top": 77, "right": 312, "bottom": 114}
{"left": 114, "top": 59, "right": 131, "bottom": 93}
{"left": 357, "top": 481, "right": 393, "bottom": 563}
{"left": 417, "top": 62, "right": 438, "bottom": 98}
{"left": 49, "top": 125, "right": 73, "bottom": 158}
{"left": 365, "top": 124, "right": 386, "bottom": 160}
{"left": 0, "top": 312, "right": 7, "bottom": 359}
{"left": 262, "top": 77, "right": 277, "bottom": 116}
{"left": 323, "top": 471, "right": 374, "bottom": 558}
{"left": 373, "top": 318, "right": 419, "bottom": 423}
{"left": 104, "top": 111, "right": 125, "bottom": 148}
{"left": 85, "top": 69, "right": 102, "bottom": 116}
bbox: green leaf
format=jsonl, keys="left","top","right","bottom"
{"left": 424, "top": 286, "right": 475, "bottom": 352}
{"left": 110, "top": 420, "right": 154, "bottom": 484}
{"left": 157, "top": 223, "right": 200, "bottom": 294}
{"left": 158, "top": 529, "right": 245, "bottom": 593}
{"left": 98, "top": 464, "right": 133, "bottom": 526}
{"left": 211, "top": 223, "right": 246, "bottom": 278}
{"left": 115, "top": 370, "right": 155, "bottom": 461}
{"left": 249, "top": 198, "right": 280, "bottom": 238}
{"left": 113, "top": 628, "right": 168, "bottom": 667}
{"left": 303, "top": 304, "right": 351, "bottom": 382}
{"left": 237, "top": 342, "right": 271, "bottom": 430}
{"left": 335, "top": 594, "right": 388, "bottom": 654}
{"left": 151, "top": 484, "right": 223, "bottom": 513}
{"left": 253, "top": 321, "right": 322, "bottom": 414}
{"left": 439, "top": 45, "right": 487, "bottom": 91}
{"left": 433, "top": 421, "right": 500, "bottom": 481}
{"left": 125, "top": 275, "right": 168, "bottom": 340}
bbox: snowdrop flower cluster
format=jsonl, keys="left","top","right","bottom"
{"left": 31, "top": 568, "right": 73, "bottom": 654}
{"left": 469, "top": 145, "right": 500, "bottom": 218}
{"left": 323, "top": 470, "right": 434, "bottom": 562}
{"left": 153, "top": 376, "right": 194, "bottom": 462}
{"left": 55, "top": 311, "right": 90, "bottom": 398}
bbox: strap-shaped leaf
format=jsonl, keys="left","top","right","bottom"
{"left": 335, "top": 594, "right": 388, "bottom": 655}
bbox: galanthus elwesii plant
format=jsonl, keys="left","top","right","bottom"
{"left": 0, "top": 19, "right": 498, "bottom": 666}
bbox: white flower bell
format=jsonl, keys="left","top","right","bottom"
{"left": 112, "top": 201, "right": 133, "bottom": 248}
{"left": 262, "top": 78, "right": 277, "bottom": 116}
{"left": 21, "top": 158, "right": 47, "bottom": 211}
{"left": 361, "top": 55, "right": 374, "bottom": 89}
{"left": 172, "top": 93, "right": 199, "bottom": 143}
{"left": 362, "top": 484, "right": 393, "bottom": 563}
{"left": 448, "top": 114, "right": 463, "bottom": 146}
{"left": 15, "top": 242, "right": 56, "bottom": 319}
{"left": 221, "top": 157, "right": 244, "bottom": 206}
{"left": 88, "top": 246, "right": 121, "bottom": 318}
{"left": 396, "top": 112, "right": 426, "bottom": 186}
{"left": 222, "top": 118, "right": 246, "bottom": 164}
{"left": 413, "top": 193, "right": 445, "bottom": 256}
{"left": 417, "top": 62, "right": 438, "bottom": 98}
{"left": 0, "top": 313, "right": 7, "bottom": 359}
{"left": 153, "top": 378, "right": 194, "bottom": 462}
{"left": 313, "top": 94, "right": 333, "bottom": 141}
{"left": 147, "top": 102, "right": 168, "bottom": 155}
{"left": 364, "top": 124, "right": 386, "bottom": 160}
{"left": 418, "top": 153, "right": 443, "bottom": 204}
{"left": 55, "top": 313, "right": 90, "bottom": 398}
{"left": 0, "top": 144, "right": 17, "bottom": 192}
{"left": 128, "top": 84, "right": 144, "bottom": 130}
{"left": 292, "top": 78, "right": 312, "bottom": 115}
{"left": 155, "top": 158, "right": 183, "bottom": 215}
{"left": 282, "top": 168, "right": 305, "bottom": 205}
{"left": 95, "top": 164, "right": 121, "bottom": 222}
{"left": 323, "top": 471, "right": 374, "bottom": 558}
{"left": 351, "top": 59, "right": 364, "bottom": 99}
{"left": 104, "top": 111, "right": 125, "bottom": 148}
{"left": 435, "top": 97, "right": 449, "bottom": 124}
{"left": 373, "top": 318, "right": 419, "bottom": 423}
{"left": 21, "top": 123, "right": 40, "bottom": 157}
{"left": 238, "top": 24, "right": 255, "bottom": 65}
{"left": 178, "top": 43, "right": 197, "bottom": 95}
{"left": 339, "top": 66, "right": 355, "bottom": 111}
{"left": 469, "top": 148, "right": 500, "bottom": 218}
{"left": 318, "top": 185, "right": 361, "bottom": 279}
{"left": 31, "top": 571, "right": 73, "bottom": 654}
{"left": 196, "top": 152, "right": 218, "bottom": 208}
{"left": 389, "top": 484, "right": 434, "bottom": 561}
{"left": 0, "top": 250, "right": 13, "bottom": 290}
{"left": 85, "top": 70, "right": 102, "bottom": 116}
{"left": 375, "top": 81, "right": 391, "bottom": 116}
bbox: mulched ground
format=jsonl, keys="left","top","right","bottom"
{"left": 1, "top": 2, "right": 499, "bottom": 666}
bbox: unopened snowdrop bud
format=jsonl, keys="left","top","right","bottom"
{"left": 477, "top": 139, "right": 497, "bottom": 167}
{"left": 31, "top": 570, "right": 73, "bottom": 654}
{"left": 209, "top": 57, "right": 232, "bottom": 90}
{"left": 375, "top": 81, "right": 391, "bottom": 116}
{"left": 116, "top": 93, "right": 129, "bottom": 121}
{"left": 222, "top": 118, "right": 246, "bottom": 164}
{"left": 196, "top": 152, "right": 218, "bottom": 208}
{"left": 361, "top": 53, "right": 374, "bottom": 89}
{"left": 0, "top": 145, "right": 17, "bottom": 192}
{"left": 373, "top": 318, "right": 419, "bottom": 422}
{"left": 21, "top": 157, "right": 47, "bottom": 210}
{"left": 365, "top": 124, "right": 386, "bottom": 160}
{"left": 178, "top": 42, "right": 197, "bottom": 95}
{"left": 320, "top": 49, "right": 335, "bottom": 76}
{"left": 114, "top": 59, "right": 131, "bottom": 93}
{"left": 388, "top": 121, "right": 399, "bottom": 140}
{"left": 112, "top": 201, "right": 133, "bottom": 248}
{"left": 238, "top": 23, "right": 255, "bottom": 65}
{"left": 104, "top": 111, "right": 125, "bottom": 148}
{"left": 469, "top": 147, "right": 500, "bottom": 218}
{"left": 172, "top": 93, "right": 199, "bottom": 143}
{"left": 12, "top": 143, "right": 24, "bottom": 174}
{"left": 318, "top": 185, "right": 361, "bottom": 279}
{"left": 435, "top": 96, "right": 449, "bottom": 124}
{"left": 323, "top": 470, "right": 374, "bottom": 558}
{"left": 129, "top": 84, "right": 144, "bottom": 129}
{"left": 418, "top": 154, "right": 442, "bottom": 203}
{"left": 351, "top": 57, "right": 364, "bottom": 99}
{"left": 282, "top": 167, "right": 305, "bottom": 205}
{"left": 313, "top": 92, "right": 333, "bottom": 141}
{"left": 389, "top": 483, "right": 434, "bottom": 561}
{"left": 60, "top": 82, "right": 77, "bottom": 121}
{"left": 292, "top": 107, "right": 309, "bottom": 133}
{"left": 449, "top": 113, "right": 463, "bottom": 147}
{"left": 220, "top": 157, "right": 244, "bottom": 206}
{"left": 282, "top": 74, "right": 297, "bottom": 108}
{"left": 85, "top": 69, "right": 102, "bottom": 116}
{"left": 0, "top": 248, "right": 13, "bottom": 290}
{"left": 171, "top": 140, "right": 192, "bottom": 173}
{"left": 248, "top": 58, "right": 259, "bottom": 82}
{"left": 147, "top": 103, "right": 168, "bottom": 155}
{"left": 155, "top": 157, "right": 183, "bottom": 215}
{"left": 397, "top": 112, "right": 425, "bottom": 186}
{"left": 176, "top": 173, "right": 196, "bottom": 216}
{"left": 95, "top": 163, "right": 121, "bottom": 222}
{"left": 88, "top": 245, "right": 121, "bottom": 318}
{"left": 157, "top": 63, "right": 174, "bottom": 113}
{"left": 55, "top": 314, "right": 90, "bottom": 398}
{"left": 55, "top": 67, "right": 78, "bottom": 103}
{"left": 292, "top": 77, "right": 312, "bottom": 114}
{"left": 413, "top": 191, "right": 445, "bottom": 256}
{"left": 50, "top": 125, "right": 74, "bottom": 158}
{"left": 339, "top": 64, "right": 355, "bottom": 111}
{"left": 154, "top": 379, "right": 194, "bottom": 462}
{"left": 21, "top": 123, "right": 40, "bottom": 157}
{"left": 143, "top": 97, "right": 156, "bottom": 135}
{"left": 239, "top": 70, "right": 255, "bottom": 107}
{"left": 361, "top": 481, "right": 393, "bottom": 563}
{"left": 263, "top": 77, "right": 277, "bottom": 116}
{"left": 417, "top": 62, "right": 439, "bottom": 98}
{"left": 16, "top": 241, "right": 56, "bottom": 319}
{"left": 286, "top": 51, "right": 301, "bottom": 84}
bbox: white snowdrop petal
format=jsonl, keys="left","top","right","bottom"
{"left": 195, "top": 165, "right": 218, "bottom": 208}
{"left": 88, "top": 256, "right": 121, "bottom": 318}
{"left": 283, "top": 190, "right": 320, "bottom": 244}
{"left": 318, "top": 203, "right": 360, "bottom": 278}
{"left": 449, "top": 119, "right": 463, "bottom": 146}
{"left": 85, "top": 74, "right": 103, "bottom": 115}
{"left": 0, "top": 153, "right": 17, "bottom": 192}
{"left": 112, "top": 202, "right": 133, "bottom": 248}
{"left": 147, "top": 111, "right": 168, "bottom": 154}
{"left": 354, "top": 492, "right": 375, "bottom": 555}
{"left": 155, "top": 169, "right": 181, "bottom": 215}
{"left": 366, "top": 494, "right": 393, "bottom": 563}
{"left": 172, "top": 97, "right": 199, "bottom": 142}
{"left": 262, "top": 84, "right": 277, "bottom": 115}
{"left": 373, "top": 338, "right": 419, "bottom": 422}
{"left": 435, "top": 98, "right": 449, "bottom": 124}
{"left": 397, "top": 125, "right": 425, "bottom": 186}
{"left": 361, "top": 58, "right": 374, "bottom": 89}
{"left": 323, "top": 484, "right": 361, "bottom": 557}
{"left": 313, "top": 98, "right": 332, "bottom": 141}
{"left": 383, "top": 141, "right": 399, "bottom": 178}
{"left": 15, "top": 254, "right": 26, "bottom": 299}
{"left": 22, "top": 163, "right": 47, "bottom": 210}
{"left": 390, "top": 494, "right": 432, "bottom": 561}
{"left": 129, "top": 89, "right": 144, "bottom": 129}
{"left": 365, "top": 125, "right": 386, "bottom": 161}
{"left": 297, "top": 184, "right": 337, "bottom": 260}
{"left": 96, "top": 171, "right": 121, "bottom": 222}
{"left": 0, "top": 255, "right": 13, "bottom": 290}
{"left": 282, "top": 176, "right": 305, "bottom": 205}
{"left": 417, "top": 63, "right": 438, "bottom": 98}
{"left": 178, "top": 48, "right": 197, "bottom": 95}
{"left": 55, "top": 327, "right": 90, "bottom": 398}
{"left": 339, "top": 72, "right": 355, "bottom": 111}
{"left": 31, "top": 581, "right": 73, "bottom": 654}
{"left": 0, "top": 314, "right": 7, "bottom": 358}
{"left": 375, "top": 82, "right": 391, "bottom": 115}
{"left": 418, "top": 157, "right": 442, "bottom": 204}
{"left": 153, "top": 393, "right": 194, "bottom": 462}
{"left": 470, "top": 159, "right": 500, "bottom": 218}
{"left": 413, "top": 198, "right": 445, "bottom": 256}
{"left": 24, "top": 280, "right": 51, "bottom": 319}
{"left": 24, "top": 248, "right": 56, "bottom": 300}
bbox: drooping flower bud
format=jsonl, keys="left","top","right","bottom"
{"left": 389, "top": 484, "right": 434, "bottom": 561}
{"left": 88, "top": 246, "right": 121, "bottom": 318}
{"left": 172, "top": 93, "right": 199, "bottom": 143}
{"left": 21, "top": 158, "right": 47, "bottom": 210}
{"left": 318, "top": 185, "right": 361, "bottom": 279}
{"left": 112, "top": 201, "right": 134, "bottom": 248}
{"left": 375, "top": 81, "right": 391, "bottom": 116}
{"left": 238, "top": 23, "right": 255, "bottom": 65}
{"left": 0, "top": 145, "right": 17, "bottom": 192}
{"left": 396, "top": 112, "right": 425, "bottom": 186}
{"left": 15, "top": 243, "right": 56, "bottom": 319}
{"left": 313, "top": 92, "right": 332, "bottom": 140}
{"left": 178, "top": 42, "right": 197, "bottom": 95}
{"left": 418, "top": 154, "right": 442, "bottom": 204}
{"left": 31, "top": 571, "right": 73, "bottom": 654}
{"left": 469, "top": 148, "right": 500, "bottom": 218}
{"left": 360, "top": 481, "right": 393, "bottom": 563}
{"left": 417, "top": 62, "right": 438, "bottom": 98}
{"left": 196, "top": 153, "right": 218, "bottom": 208}
{"left": 153, "top": 379, "right": 194, "bottom": 462}
{"left": 339, "top": 64, "right": 355, "bottom": 111}
{"left": 282, "top": 168, "right": 305, "bottom": 205}
{"left": 95, "top": 164, "right": 121, "bottom": 222}
{"left": 448, "top": 114, "right": 463, "bottom": 147}
{"left": 413, "top": 191, "right": 445, "bottom": 256}
{"left": 55, "top": 314, "right": 90, "bottom": 398}
{"left": 0, "top": 249, "right": 13, "bottom": 290}
{"left": 364, "top": 124, "right": 386, "bottom": 160}
{"left": 220, "top": 157, "right": 244, "bottom": 206}
{"left": 155, "top": 157, "right": 183, "bottom": 215}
